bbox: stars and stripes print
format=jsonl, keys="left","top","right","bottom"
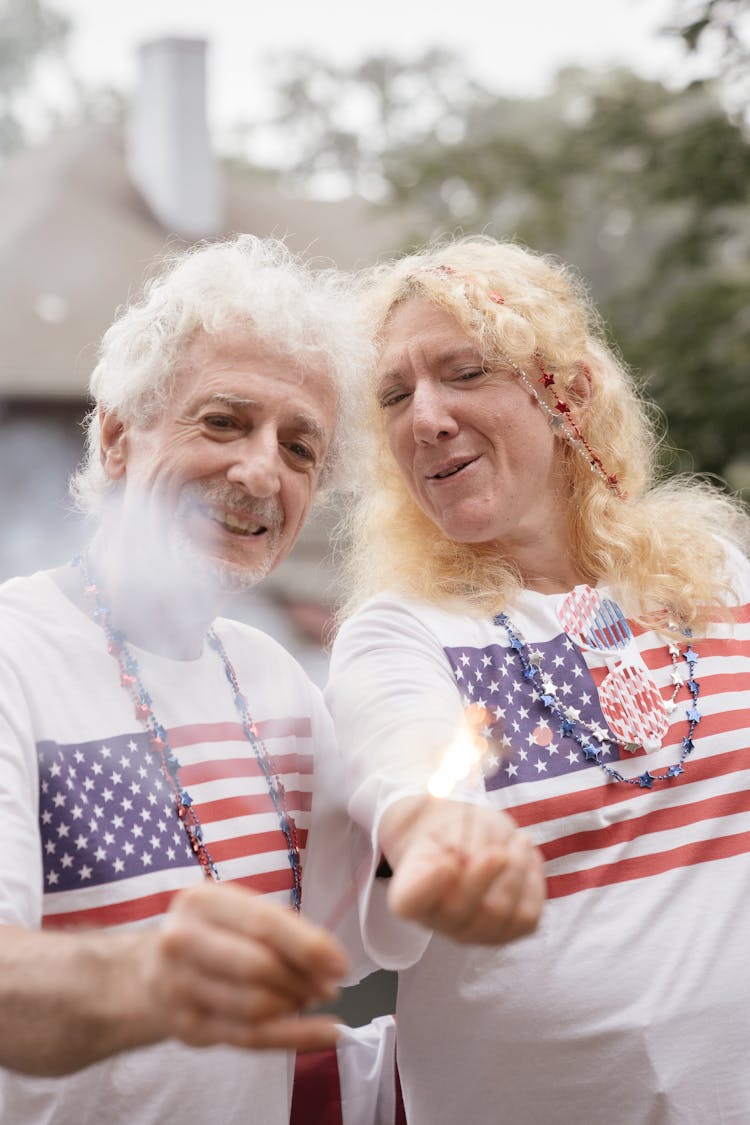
{"left": 38, "top": 719, "right": 313, "bottom": 931}
{"left": 444, "top": 633, "right": 620, "bottom": 790}
{"left": 442, "top": 601, "right": 750, "bottom": 901}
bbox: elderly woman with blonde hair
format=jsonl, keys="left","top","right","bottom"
{"left": 323, "top": 235, "right": 750, "bottom": 1124}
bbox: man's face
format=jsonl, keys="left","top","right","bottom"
{"left": 102, "top": 328, "right": 338, "bottom": 593}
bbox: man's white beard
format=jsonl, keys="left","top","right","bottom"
{"left": 169, "top": 483, "right": 284, "bottom": 597}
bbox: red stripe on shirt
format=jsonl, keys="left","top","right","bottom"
{"left": 541, "top": 786, "right": 750, "bottom": 863}
{"left": 42, "top": 867, "right": 297, "bottom": 930}
{"left": 546, "top": 828, "right": 750, "bottom": 899}
{"left": 42, "top": 886, "right": 180, "bottom": 929}
{"left": 179, "top": 752, "right": 313, "bottom": 786}
{"left": 167, "top": 718, "right": 314, "bottom": 748}
{"left": 509, "top": 743, "right": 750, "bottom": 830}
{"left": 208, "top": 827, "right": 309, "bottom": 863}
{"left": 197, "top": 790, "right": 313, "bottom": 822}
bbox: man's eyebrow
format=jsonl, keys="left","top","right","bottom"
{"left": 290, "top": 412, "right": 327, "bottom": 444}
{"left": 198, "top": 393, "right": 327, "bottom": 443}
{"left": 201, "top": 393, "right": 258, "bottom": 409}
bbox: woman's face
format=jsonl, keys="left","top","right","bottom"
{"left": 375, "top": 296, "right": 570, "bottom": 557}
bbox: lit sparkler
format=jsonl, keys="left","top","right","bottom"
{"left": 427, "top": 703, "right": 491, "bottom": 798}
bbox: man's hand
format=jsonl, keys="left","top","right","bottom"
{"left": 377, "top": 795, "right": 545, "bottom": 945}
{"left": 141, "top": 881, "right": 349, "bottom": 1052}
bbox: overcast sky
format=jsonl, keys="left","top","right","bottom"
{"left": 47, "top": 0, "right": 713, "bottom": 141}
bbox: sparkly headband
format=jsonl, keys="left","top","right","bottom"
{"left": 407, "top": 264, "right": 625, "bottom": 500}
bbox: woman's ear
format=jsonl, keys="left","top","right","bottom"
{"left": 566, "top": 362, "right": 593, "bottom": 418}
{"left": 99, "top": 407, "right": 129, "bottom": 481}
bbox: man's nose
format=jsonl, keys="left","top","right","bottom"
{"left": 411, "top": 383, "right": 459, "bottom": 444}
{"left": 226, "top": 430, "right": 282, "bottom": 497}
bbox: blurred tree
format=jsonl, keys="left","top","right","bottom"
{"left": 0, "top": 0, "right": 70, "bottom": 157}
{"left": 242, "top": 49, "right": 493, "bottom": 199}
{"left": 245, "top": 51, "right": 749, "bottom": 486}
{"left": 667, "top": 0, "right": 750, "bottom": 119}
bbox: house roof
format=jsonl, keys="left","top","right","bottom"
{"left": 0, "top": 121, "right": 409, "bottom": 399}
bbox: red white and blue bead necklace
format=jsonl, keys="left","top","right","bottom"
{"left": 74, "top": 551, "right": 303, "bottom": 909}
{"left": 493, "top": 611, "right": 701, "bottom": 788}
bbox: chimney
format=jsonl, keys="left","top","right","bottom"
{"left": 126, "top": 37, "right": 224, "bottom": 239}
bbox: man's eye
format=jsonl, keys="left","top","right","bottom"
{"left": 204, "top": 415, "right": 237, "bottom": 431}
{"left": 287, "top": 442, "right": 315, "bottom": 462}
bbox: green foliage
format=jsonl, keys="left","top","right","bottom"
{"left": 613, "top": 278, "right": 750, "bottom": 476}
{"left": 252, "top": 52, "right": 750, "bottom": 484}
{"left": 0, "top": 0, "right": 70, "bottom": 157}
{"left": 248, "top": 48, "right": 493, "bottom": 197}
{"left": 666, "top": 0, "right": 750, "bottom": 122}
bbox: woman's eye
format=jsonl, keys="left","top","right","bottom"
{"left": 380, "top": 389, "right": 410, "bottom": 409}
{"left": 456, "top": 369, "right": 484, "bottom": 382}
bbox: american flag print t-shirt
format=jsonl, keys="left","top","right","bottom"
{"left": 439, "top": 582, "right": 750, "bottom": 902}
{"left": 37, "top": 715, "right": 313, "bottom": 931}
{"left": 0, "top": 573, "right": 319, "bottom": 935}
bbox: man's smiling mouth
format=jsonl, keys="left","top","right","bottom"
{"left": 205, "top": 507, "right": 268, "bottom": 536}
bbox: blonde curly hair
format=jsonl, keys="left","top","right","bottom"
{"left": 338, "top": 235, "right": 750, "bottom": 634}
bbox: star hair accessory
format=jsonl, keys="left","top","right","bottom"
{"left": 513, "top": 356, "right": 626, "bottom": 499}
{"left": 407, "top": 262, "right": 625, "bottom": 499}
{"left": 73, "top": 551, "right": 303, "bottom": 909}
{"left": 410, "top": 263, "right": 506, "bottom": 306}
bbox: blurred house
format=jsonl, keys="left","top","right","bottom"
{"left": 0, "top": 36, "right": 409, "bottom": 684}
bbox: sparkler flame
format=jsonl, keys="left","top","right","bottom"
{"left": 427, "top": 704, "right": 491, "bottom": 798}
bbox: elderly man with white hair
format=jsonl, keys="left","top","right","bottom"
{"left": 0, "top": 234, "right": 370, "bottom": 1125}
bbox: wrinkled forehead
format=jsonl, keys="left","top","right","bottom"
{"left": 376, "top": 295, "right": 483, "bottom": 368}
{"left": 180, "top": 324, "right": 320, "bottom": 376}
{"left": 168, "top": 327, "right": 336, "bottom": 434}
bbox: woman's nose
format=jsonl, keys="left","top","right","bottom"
{"left": 411, "top": 383, "right": 459, "bottom": 443}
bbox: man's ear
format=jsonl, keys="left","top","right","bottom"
{"left": 99, "top": 407, "right": 129, "bottom": 481}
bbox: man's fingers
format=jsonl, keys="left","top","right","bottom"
{"left": 163, "top": 950, "right": 340, "bottom": 1028}
{"left": 160, "top": 916, "right": 335, "bottom": 1007}
{"left": 171, "top": 1005, "right": 343, "bottom": 1052}
{"left": 168, "top": 881, "right": 349, "bottom": 982}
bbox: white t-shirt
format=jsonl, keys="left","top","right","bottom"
{"left": 0, "top": 570, "right": 365, "bottom": 1125}
{"left": 326, "top": 556, "right": 750, "bottom": 1124}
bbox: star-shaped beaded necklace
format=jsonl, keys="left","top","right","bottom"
{"left": 73, "top": 552, "right": 303, "bottom": 908}
{"left": 493, "top": 611, "right": 701, "bottom": 788}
